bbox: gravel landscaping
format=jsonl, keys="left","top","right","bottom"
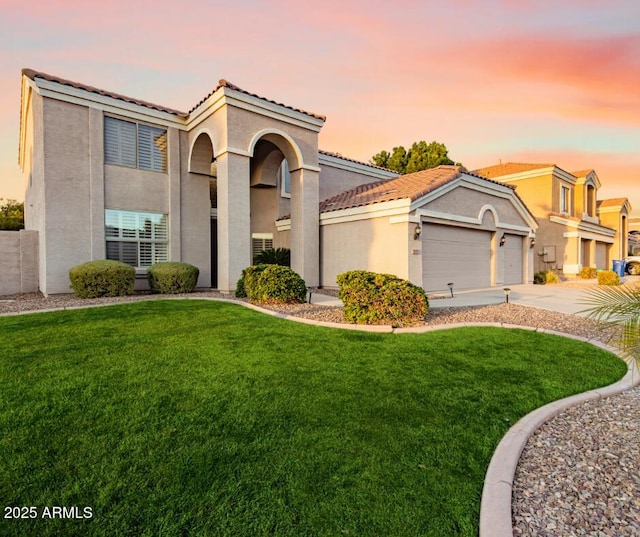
{"left": 1, "top": 287, "right": 638, "bottom": 536}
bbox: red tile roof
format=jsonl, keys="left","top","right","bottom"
{"left": 319, "top": 150, "right": 397, "bottom": 173}
{"left": 22, "top": 68, "right": 188, "bottom": 116}
{"left": 22, "top": 69, "right": 326, "bottom": 122}
{"left": 571, "top": 169, "right": 595, "bottom": 178}
{"left": 320, "top": 166, "right": 466, "bottom": 213}
{"left": 189, "top": 79, "right": 326, "bottom": 121}
{"left": 473, "top": 162, "right": 555, "bottom": 178}
{"left": 597, "top": 198, "right": 629, "bottom": 208}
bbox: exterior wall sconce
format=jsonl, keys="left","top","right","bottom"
{"left": 447, "top": 282, "right": 454, "bottom": 297}
{"left": 414, "top": 224, "right": 422, "bottom": 240}
{"left": 499, "top": 234, "right": 506, "bottom": 247}
{"left": 530, "top": 238, "right": 536, "bottom": 249}
{"left": 503, "top": 287, "right": 511, "bottom": 303}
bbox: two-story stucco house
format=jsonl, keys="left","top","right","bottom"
{"left": 16, "top": 69, "right": 538, "bottom": 296}
{"left": 474, "top": 163, "right": 630, "bottom": 276}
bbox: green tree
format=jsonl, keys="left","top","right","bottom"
{"left": 370, "top": 140, "right": 458, "bottom": 174}
{"left": 387, "top": 146, "right": 409, "bottom": 173}
{"left": 0, "top": 199, "right": 24, "bottom": 230}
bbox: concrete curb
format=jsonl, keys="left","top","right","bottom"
{"left": 2, "top": 295, "right": 637, "bottom": 535}
{"left": 479, "top": 341, "right": 639, "bottom": 537}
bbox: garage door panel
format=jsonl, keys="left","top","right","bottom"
{"left": 422, "top": 225, "right": 491, "bottom": 290}
{"left": 503, "top": 234, "right": 523, "bottom": 285}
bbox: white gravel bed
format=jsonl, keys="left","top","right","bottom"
{"left": 1, "top": 289, "right": 637, "bottom": 536}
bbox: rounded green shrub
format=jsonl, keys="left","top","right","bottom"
{"left": 248, "top": 264, "right": 307, "bottom": 304}
{"left": 147, "top": 262, "right": 199, "bottom": 294}
{"left": 597, "top": 270, "right": 620, "bottom": 286}
{"left": 238, "top": 264, "right": 268, "bottom": 300}
{"left": 533, "top": 271, "right": 546, "bottom": 285}
{"left": 69, "top": 260, "right": 135, "bottom": 298}
{"left": 337, "top": 270, "right": 428, "bottom": 326}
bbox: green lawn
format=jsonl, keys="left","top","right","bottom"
{"left": 0, "top": 300, "right": 626, "bottom": 537}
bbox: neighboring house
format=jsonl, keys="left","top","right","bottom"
{"left": 474, "top": 163, "right": 629, "bottom": 276}
{"left": 597, "top": 198, "right": 632, "bottom": 260}
{"left": 629, "top": 218, "right": 640, "bottom": 255}
{"left": 17, "top": 68, "right": 536, "bottom": 295}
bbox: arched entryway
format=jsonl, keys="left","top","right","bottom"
{"left": 189, "top": 132, "right": 218, "bottom": 288}
{"left": 247, "top": 130, "right": 319, "bottom": 286}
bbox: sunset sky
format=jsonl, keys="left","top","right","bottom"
{"left": 1, "top": 0, "right": 639, "bottom": 216}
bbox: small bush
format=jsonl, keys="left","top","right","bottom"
{"left": 238, "top": 264, "right": 268, "bottom": 300}
{"left": 579, "top": 267, "right": 598, "bottom": 279}
{"left": 337, "top": 270, "right": 428, "bottom": 326}
{"left": 235, "top": 270, "right": 248, "bottom": 298}
{"left": 254, "top": 248, "right": 291, "bottom": 267}
{"left": 533, "top": 271, "right": 546, "bottom": 285}
{"left": 248, "top": 265, "right": 307, "bottom": 304}
{"left": 147, "top": 262, "right": 199, "bottom": 294}
{"left": 597, "top": 270, "right": 620, "bottom": 286}
{"left": 69, "top": 260, "right": 135, "bottom": 298}
{"left": 545, "top": 270, "right": 560, "bottom": 284}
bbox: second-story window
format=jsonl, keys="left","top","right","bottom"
{"left": 560, "top": 185, "right": 571, "bottom": 214}
{"left": 105, "top": 116, "right": 167, "bottom": 172}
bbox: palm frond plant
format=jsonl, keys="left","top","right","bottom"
{"left": 253, "top": 247, "right": 290, "bottom": 267}
{"left": 580, "top": 284, "right": 640, "bottom": 366}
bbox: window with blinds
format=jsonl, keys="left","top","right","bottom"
{"left": 105, "top": 209, "right": 168, "bottom": 268}
{"left": 252, "top": 233, "right": 273, "bottom": 263}
{"left": 104, "top": 117, "right": 167, "bottom": 172}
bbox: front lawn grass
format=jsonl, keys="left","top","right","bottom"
{"left": 0, "top": 300, "right": 626, "bottom": 536}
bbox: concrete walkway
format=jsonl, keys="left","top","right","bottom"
{"left": 429, "top": 283, "right": 594, "bottom": 316}
{"left": 315, "top": 276, "right": 639, "bottom": 316}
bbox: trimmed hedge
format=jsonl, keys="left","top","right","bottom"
{"left": 236, "top": 264, "right": 306, "bottom": 303}
{"left": 579, "top": 267, "right": 598, "bottom": 279}
{"left": 337, "top": 270, "right": 428, "bottom": 326}
{"left": 597, "top": 270, "right": 620, "bottom": 286}
{"left": 69, "top": 260, "right": 135, "bottom": 298}
{"left": 147, "top": 262, "right": 199, "bottom": 294}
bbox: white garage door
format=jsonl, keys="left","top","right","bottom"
{"left": 503, "top": 234, "right": 524, "bottom": 285}
{"left": 422, "top": 225, "right": 491, "bottom": 291}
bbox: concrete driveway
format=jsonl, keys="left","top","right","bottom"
{"left": 430, "top": 276, "right": 639, "bottom": 316}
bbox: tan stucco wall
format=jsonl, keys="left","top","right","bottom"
{"left": 225, "top": 106, "right": 319, "bottom": 168}
{"left": 319, "top": 164, "right": 380, "bottom": 201}
{"left": 180, "top": 128, "right": 211, "bottom": 288}
{"left": 0, "top": 230, "right": 38, "bottom": 295}
{"left": 504, "top": 175, "right": 554, "bottom": 216}
{"left": 40, "top": 99, "right": 93, "bottom": 293}
{"left": 426, "top": 187, "right": 526, "bottom": 228}
{"left": 23, "top": 90, "right": 46, "bottom": 293}
{"left": 600, "top": 209, "right": 628, "bottom": 260}
{"left": 320, "top": 217, "right": 409, "bottom": 288}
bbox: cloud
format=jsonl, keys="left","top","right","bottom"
{"left": 443, "top": 33, "right": 640, "bottom": 124}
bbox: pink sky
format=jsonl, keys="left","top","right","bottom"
{"left": 1, "top": 0, "right": 639, "bottom": 216}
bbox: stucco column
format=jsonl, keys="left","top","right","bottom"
{"left": 89, "top": 108, "right": 105, "bottom": 259}
{"left": 168, "top": 127, "right": 181, "bottom": 260}
{"left": 290, "top": 166, "right": 319, "bottom": 287}
{"left": 216, "top": 150, "right": 251, "bottom": 292}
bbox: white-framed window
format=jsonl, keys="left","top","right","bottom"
{"left": 105, "top": 209, "right": 168, "bottom": 268}
{"left": 252, "top": 233, "right": 273, "bottom": 263}
{"left": 104, "top": 116, "right": 167, "bottom": 172}
{"left": 279, "top": 160, "right": 291, "bottom": 198}
{"left": 560, "top": 185, "right": 571, "bottom": 214}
